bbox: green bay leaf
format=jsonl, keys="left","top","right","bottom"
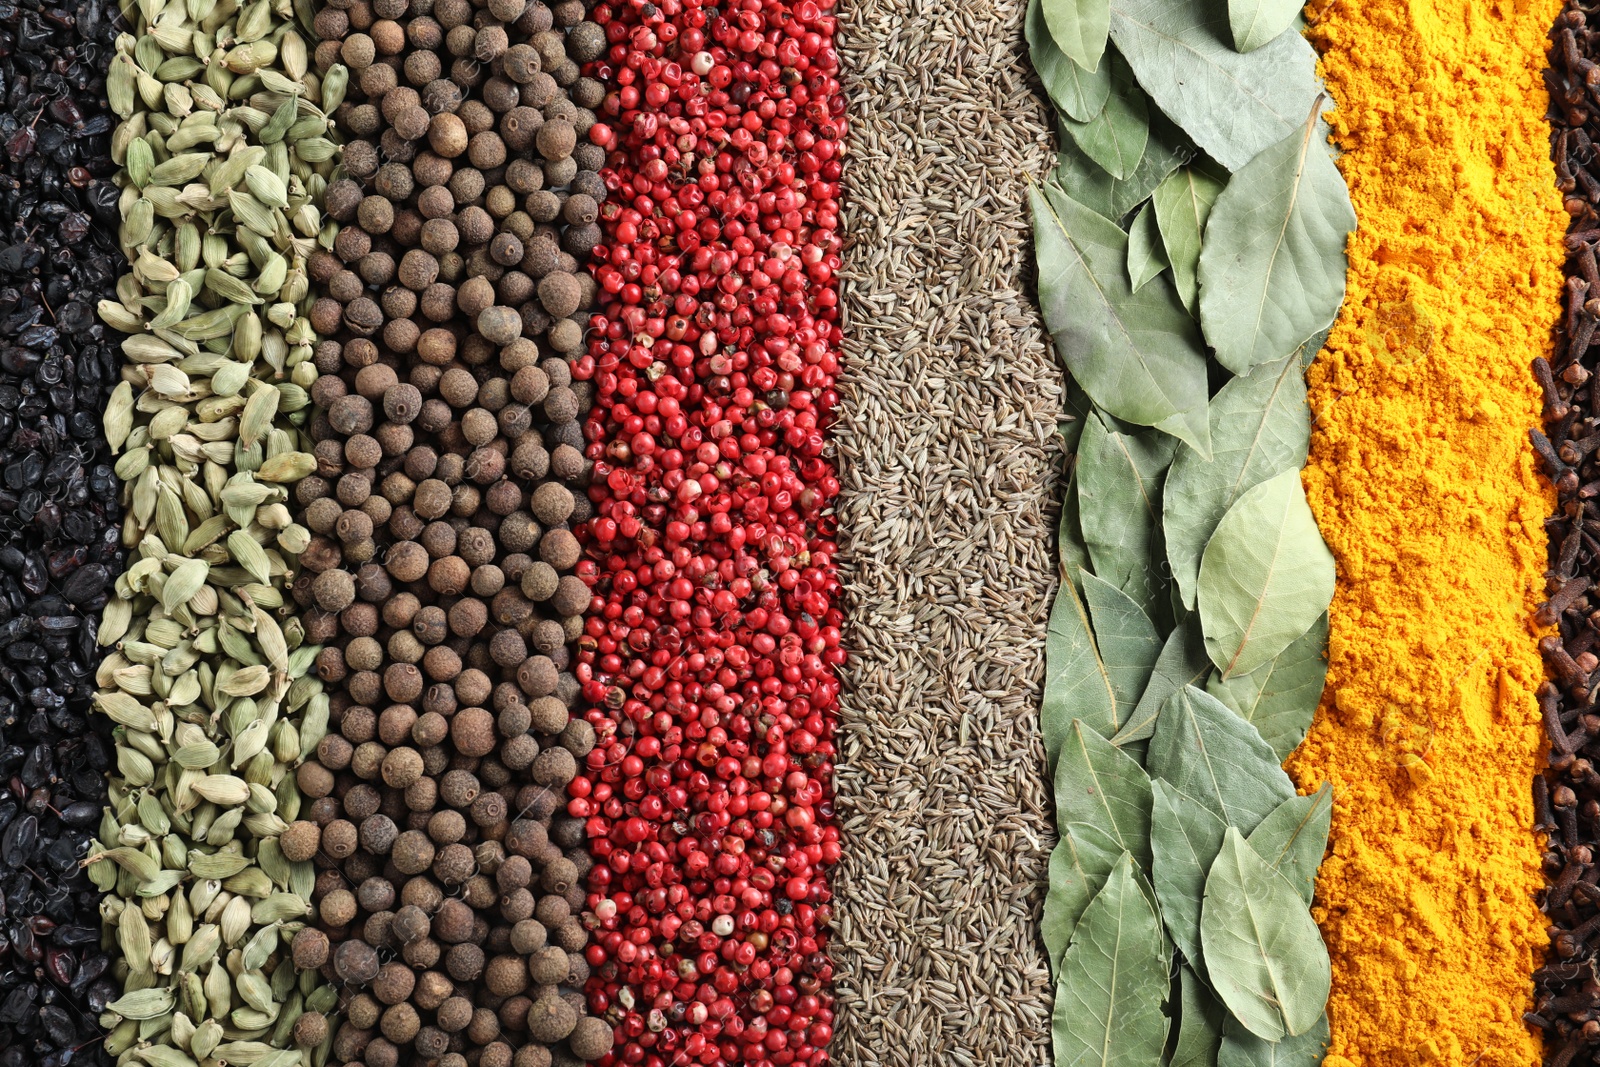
{"left": 1197, "top": 104, "right": 1355, "bottom": 375}
{"left": 1246, "top": 784, "right": 1332, "bottom": 906}
{"left": 1150, "top": 779, "right": 1226, "bottom": 968}
{"left": 1042, "top": 0, "right": 1110, "bottom": 72}
{"left": 1056, "top": 109, "right": 1194, "bottom": 222}
{"left": 1126, "top": 201, "right": 1169, "bottom": 292}
{"left": 1218, "top": 1011, "right": 1329, "bottom": 1067}
{"left": 1043, "top": 581, "right": 1118, "bottom": 763}
{"left": 1054, "top": 719, "right": 1153, "bottom": 868}
{"left": 1152, "top": 163, "right": 1227, "bottom": 315}
{"left": 1028, "top": 0, "right": 1112, "bottom": 122}
{"left": 1197, "top": 468, "right": 1335, "bottom": 679}
{"left": 1207, "top": 611, "right": 1329, "bottom": 760}
{"left": 1042, "top": 822, "right": 1124, "bottom": 977}
{"left": 1201, "top": 828, "right": 1331, "bottom": 1041}
{"left": 1060, "top": 53, "right": 1149, "bottom": 180}
{"left": 1052, "top": 854, "right": 1170, "bottom": 1067}
{"left": 1148, "top": 685, "right": 1295, "bottom": 833}
{"left": 1032, "top": 182, "right": 1209, "bottom": 456}
{"left": 1165, "top": 356, "right": 1311, "bottom": 611}
{"left": 1081, "top": 570, "right": 1163, "bottom": 725}
{"left": 1107, "top": 0, "right": 1322, "bottom": 172}
{"left": 1077, "top": 409, "right": 1177, "bottom": 615}
{"left": 1173, "top": 963, "right": 1225, "bottom": 1067}
{"left": 1112, "top": 617, "right": 1211, "bottom": 746}
{"left": 1227, "top": 0, "right": 1303, "bottom": 53}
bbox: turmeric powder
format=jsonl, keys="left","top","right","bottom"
{"left": 1287, "top": 1, "right": 1564, "bottom": 1065}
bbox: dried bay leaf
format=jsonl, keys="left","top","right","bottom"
{"left": 1197, "top": 104, "right": 1355, "bottom": 375}
{"left": 1032, "top": 182, "right": 1211, "bottom": 455}
{"left": 1041, "top": 822, "right": 1123, "bottom": 976}
{"left": 1126, "top": 201, "right": 1168, "bottom": 292}
{"left": 1107, "top": 0, "right": 1321, "bottom": 172}
{"left": 1201, "top": 829, "right": 1330, "bottom": 1040}
{"left": 1028, "top": 0, "right": 1111, "bottom": 122}
{"left": 1042, "top": 581, "right": 1118, "bottom": 764}
{"left": 1207, "top": 612, "right": 1329, "bottom": 761}
{"left": 1245, "top": 784, "right": 1332, "bottom": 905}
{"left": 1041, "top": 0, "right": 1109, "bottom": 72}
{"left": 1227, "top": 0, "right": 1302, "bottom": 54}
{"left": 1113, "top": 617, "right": 1210, "bottom": 746}
{"left": 1164, "top": 356, "right": 1310, "bottom": 611}
{"left": 1081, "top": 570, "right": 1162, "bottom": 729}
{"left": 1197, "top": 469, "right": 1335, "bottom": 679}
{"left": 1152, "top": 163, "right": 1227, "bottom": 315}
{"left": 1218, "top": 1011, "right": 1329, "bottom": 1067}
{"left": 1172, "top": 964, "right": 1225, "bottom": 1067}
{"left": 1147, "top": 685, "right": 1294, "bottom": 834}
{"left": 1055, "top": 108, "right": 1193, "bottom": 222}
{"left": 1052, "top": 854, "right": 1169, "bottom": 1067}
{"left": 1077, "top": 409, "right": 1177, "bottom": 614}
{"left": 1054, "top": 719, "right": 1153, "bottom": 869}
{"left": 1059, "top": 53, "right": 1149, "bottom": 180}
{"left": 1150, "top": 779, "right": 1226, "bottom": 968}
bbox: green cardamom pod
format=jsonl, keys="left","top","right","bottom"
{"left": 242, "top": 164, "right": 288, "bottom": 209}
{"left": 108, "top": 53, "right": 138, "bottom": 117}
{"left": 320, "top": 62, "right": 348, "bottom": 114}
{"left": 126, "top": 137, "right": 154, "bottom": 188}
{"left": 148, "top": 152, "right": 211, "bottom": 187}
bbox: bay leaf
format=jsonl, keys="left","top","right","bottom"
{"left": 1201, "top": 828, "right": 1331, "bottom": 1041}
{"left": 1112, "top": 617, "right": 1210, "bottom": 745}
{"left": 1077, "top": 410, "right": 1177, "bottom": 614}
{"left": 1218, "top": 1011, "right": 1329, "bottom": 1067}
{"left": 1107, "top": 0, "right": 1322, "bottom": 172}
{"left": 1197, "top": 103, "right": 1355, "bottom": 375}
{"left": 1060, "top": 52, "right": 1149, "bottom": 180}
{"left": 1042, "top": 0, "right": 1109, "bottom": 72}
{"left": 1246, "top": 784, "right": 1333, "bottom": 905}
{"left": 1055, "top": 109, "right": 1194, "bottom": 222}
{"left": 1059, "top": 466, "right": 1091, "bottom": 591}
{"left": 1061, "top": 381, "right": 1094, "bottom": 455}
{"left": 1032, "top": 182, "right": 1210, "bottom": 456}
{"left": 1164, "top": 356, "right": 1311, "bottom": 611}
{"left": 1197, "top": 468, "right": 1336, "bottom": 679}
{"left": 1227, "top": 0, "right": 1302, "bottom": 53}
{"left": 1150, "top": 778, "right": 1226, "bottom": 967}
{"left": 1052, "top": 853, "right": 1170, "bottom": 1067}
{"left": 1081, "top": 570, "right": 1163, "bottom": 727}
{"left": 1172, "top": 963, "right": 1225, "bottom": 1067}
{"left": 1207, "top": 612, "right": 1329, "bottom": 761}
{"left": 1041, "top": 822, "right": 1124, "bottom": 976}
{"left": 1147, "top": 685, "right": 1294, "bottom": 833}
{"left": 1152, "top": 163, "right": 1227, "bottom": 315}
{"left": 1028, "top": 0, "right": 1112, "bottom": 123}
{"left": 1126, "top": 201, "right": 1168, "bottom": 292}
{"left": 1054, "top": 719, "right": 1153, "bottom": 868}
{"left": 1042, "top": 581, "right": 1118, "bottom": 764}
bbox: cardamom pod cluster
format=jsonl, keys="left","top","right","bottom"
{"left": 90, "top": 0, "right": 347, "bottom": 1061}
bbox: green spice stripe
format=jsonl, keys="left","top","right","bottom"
{"left": 90, "top": 0, "right": 345, "bottom": 1061}
{"left": 1026, "top": 0, "right": 1352, "bottom": 1063}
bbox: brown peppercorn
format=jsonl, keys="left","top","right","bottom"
{"left": 392, "top": 830, "right": 437, "bottom": 875}
{"left": 451, "top": 706, "right": 498, "bottom": 758}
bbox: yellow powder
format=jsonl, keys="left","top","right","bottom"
{"left": 1288, "top": 1, "right": 1564, "bottom": 1065}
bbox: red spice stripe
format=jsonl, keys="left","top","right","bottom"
{"left": 567, "top": 0, "right": 845, "bottom": 1063}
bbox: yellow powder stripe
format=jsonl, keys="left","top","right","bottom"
{"left": 1287, "top": 2, "right": 1563, "bottom": 1064}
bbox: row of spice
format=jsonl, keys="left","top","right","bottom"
{"left": 1025, "top": 0, "right": 1352, "bottom": 1063}
{"left": 1533, "top": 4, "right": 1600, "bottom": 1064}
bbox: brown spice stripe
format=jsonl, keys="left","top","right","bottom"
{"left": 1532, "top": 6, "right": 1600, "bottom": 1065}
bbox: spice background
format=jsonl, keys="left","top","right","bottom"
{"left": 1287, "top": 0, "right": 1563, "bottom": 1063}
